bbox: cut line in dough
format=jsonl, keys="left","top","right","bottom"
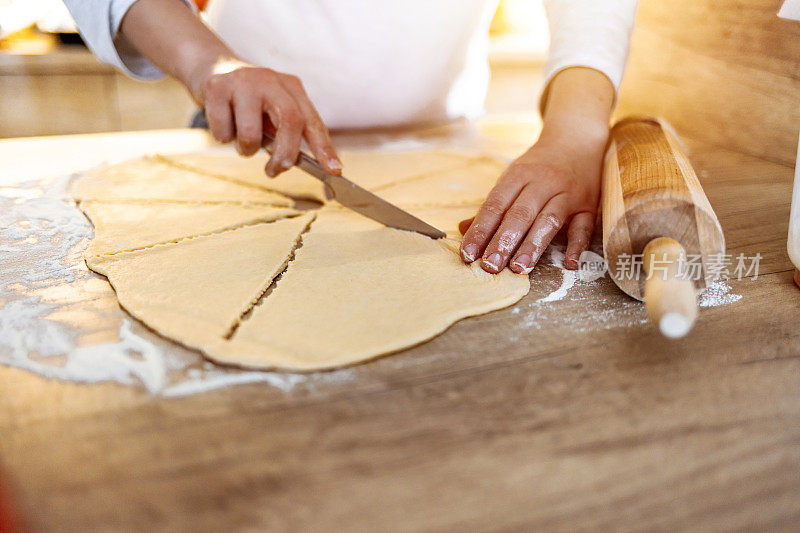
{"left": 205, "top": 208, "right": 530, "bottom": 371}
{"left": 224, "top": 212, "right": 317, "bottom": 339}
{"left": 72, "top": 157, "right": 293, "bottom": 206}
{"left": 157, "top": 150, "right": 487, "bottom": 201}
{"left": 377, "top": 157, "right": 506, "bottom": 206}
{"left": 155, "top": 153, "right": 327, "bottom": 202}
{"left": 89, "top": 214, "right": 315, "bottom": 350}
{"left": 81, "top": 200, "right": 299, "bottom": 257}
{"left": 78, "top": 150, "right": 530, "bottom": 372}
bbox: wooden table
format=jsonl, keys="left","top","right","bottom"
{"left": 0, "top": 47, "right": 195, "bottom": 138}
{"left": 1, "top": 119, "right": 798, "bottom": 531}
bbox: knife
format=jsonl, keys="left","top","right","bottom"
{"left": 262, "top": 132, "right": 446, "bottom": 239}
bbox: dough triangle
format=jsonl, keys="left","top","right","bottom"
{"left": 377, "top": 157, "right": 505, "bottom": 206}
{"left": 81, "top": 201, "right": 299, "bottom": 256}
{"left": 339, "top": 150, "right": 479, "bottom": 191}
{"left": 156, "top": 153, "right": 327, "bottom": 202}
{"left": 157, "top": 150, "right": 479, "bottom": 201}
{"left": 89, "top": 214, "right": 314, "bottom": 349}
{"left": 208, "top": 208, "right": 529, "bottom": 370}
{"left": 72, "top": 157, "right": 292, "bottom": 206}
{"left": 398, "top": 204, "right": 481, "bottom": 238}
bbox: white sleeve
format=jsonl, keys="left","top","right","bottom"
{"left": 62, "top": 0, "right": 195, "bottom": 80}
{"left": 542, "top": 0, "right": 638, "bottom": 93}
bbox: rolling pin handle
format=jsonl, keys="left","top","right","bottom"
{"left": 642, "top": 237, "right": 698, "bottom": 339}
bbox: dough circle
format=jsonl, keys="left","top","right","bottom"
{"left": 74, "top": 150, "right": 530, "bottom": 371}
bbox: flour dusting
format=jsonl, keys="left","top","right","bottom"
{"left": 699, "top": 279, "right": 743, "bottom": 307}
{"left": 508, "top": 243, "right": 742, "bottom": 338}
{"left": 534, "top": 247, "right": 572, "bottom": 303}
{"left": 1, "top": 168, "right": 744, "bottom": 395}
{"left": 0, "top": 174, "right": 353, "bottom": 397}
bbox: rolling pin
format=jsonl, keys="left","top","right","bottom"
{"left": 602, "top": 118, "right": 725, "bottom": 338}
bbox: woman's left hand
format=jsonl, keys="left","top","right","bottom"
{"left": 458, "top": 126, "right": 608, "bottom": 275}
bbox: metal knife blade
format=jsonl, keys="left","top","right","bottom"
{"left": 262, "top": 133, "right": 446, "bottom": 239}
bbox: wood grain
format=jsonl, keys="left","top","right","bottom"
{"left": 603, "top": 118, "right": 725, "bottom": 299}
{"left": 0, "top": 122, "right": 798, "bottom": 531}
{"left": 0, "top": 48, "right": 194, "bottom": 138}
{"left": 616, "top": 0, "right": 800, "bottom": 167}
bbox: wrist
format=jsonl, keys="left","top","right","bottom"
{"left": 538, "top": 67, "right": 614, "bottom": 152}
{"left": 538, "top": 114, "right": 609, "bottom": 154}
{"left": 177, "top": 42, "right": 240, "bottom": 105}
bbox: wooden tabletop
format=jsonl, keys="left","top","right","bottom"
{"left": 1, "top": 119, "right": 798, "bottom": 531}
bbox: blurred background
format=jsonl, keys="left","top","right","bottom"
{"left": 0, "top": 0, "right": 548, "bottom": 138}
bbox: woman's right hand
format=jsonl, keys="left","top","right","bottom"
{"left": 118, "top": 0, "right": 342, "bottom": 178}
{"left": 194, "top": 60, "right": 342, "bottom": 177}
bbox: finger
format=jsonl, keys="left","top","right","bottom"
{"left": 231, "top": 92, "right": 263, "bottom": 157}
{"left": 281, "top": 76, "right": 342, "bottom": 174}
{"left": 479, "top": 184, "right": 543, "bottom": 274}
{"left": 510, "top": 194, "right": 570, "bottom": 275}
{"left": 262, "top": 87, "right": 304, "bottom": 177}
{"left": 563, "top": 211, "right": 595, "bottom": 270}
{"left": 459, "top": 175, "right": 525, "bottom": 264}
{"left": 458, "top": 217, "right": 474, "bottom": 236}
{"left": 205, "top": 89, "right": 234, "bottom": 144}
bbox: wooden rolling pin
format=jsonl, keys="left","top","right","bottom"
{"left": 602, "top": 118, "right": 725, "bottom": 338}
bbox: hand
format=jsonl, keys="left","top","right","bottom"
{"left": 195, "top": 60, "right": 342, "bottom": 177}
{"left": 458, "top": 129, "right": 607, "bottom": 275}
{"left": 117, "top": 0, "right": 341, "bottom": 178}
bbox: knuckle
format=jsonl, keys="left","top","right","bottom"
{"left": 468, "top": 227, "right": 491, "bottom": 243}
{"left": 540, "top": 212, "right": 563, "bottom": 230}
{"left": 206, "top": 108, "right": 223, "bottom": 125}
{"left": 505, "top": 204, "right": 536, "bottom": 222}
{"left": 572, "top": 233, "right": 590, "bottom": 246}
{"left": 204, "top": 75, "right": 223, "bottom": 93}
{"left": 282, "top": 111, "right": 304, "bottom": 131}
{"left": 496, "top": 230, "right": 522, "bottom": 254}
{"left": 306, "top": 116, "right": 325, "bottom": 133}
{"left": 481, "top": 197, "right": 507, "bottom": 217}
{"left": 572, "top": 223, "right": 594, "bottom": 242}
{"left": 511, "top": 162, "right": 564, "bottom": 183}
{"left": 284, "top": 74, "right": 304, "bottom": 88}
{"left": 206, "top": 118, "right": 232, "bottom": 143}
{"left": 237, "top": 126, "right": 259, "bottom": 144}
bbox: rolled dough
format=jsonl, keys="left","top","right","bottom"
{"left": 81, "top": 201, "right": 297, "bottom": 256}
{"left": 206, "top": 208, "right": 529, "bottom": 370}
{"left": 337, "top": 150, "right": 484, "bottom": 190}
{"left": 156, "top": 153, "right": 328, "bottom": 202}
{"left": 88, "top": 215, "right": 314, "bottom": 348}
{"left": 377, "top": 157, "right": 506, "bottom": 206}
{"left": 369, "top": 203, "right": 481, "bottom": 239}
{"left": 158, "top": 150, "right": 494, "bottom": 197}
{"left": 72, "top": 157, "right": 292, "bottom": 206}
{"left": 76, "top": 149, "right": 530, "bottom": 371}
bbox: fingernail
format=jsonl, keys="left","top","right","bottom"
{"left": 511, "top": 254, "right": 533, "bottom": 275}
{"left": 280, "top": 159, "right": 294, "bottom": 170}
{"left": 328, "top": 157, "right": 343, "bottom": 172}
{"left": 482, "top": 253, "right": 502, "bottom": 272}
{"left": 461, "top": 244, "right": 479, "bottom": 262}
{"left": 564, "top": 257, "right": 578, "bottom": 270}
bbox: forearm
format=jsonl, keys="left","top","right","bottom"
{"left": 539, "top": 67, "right": 615, "bottom": 150}
{"left": 119, "top": 0, "right": 237, "bottom": 103}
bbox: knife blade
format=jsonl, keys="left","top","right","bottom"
{"left": 262, "top": 133, "right": 446, "bottom": 239}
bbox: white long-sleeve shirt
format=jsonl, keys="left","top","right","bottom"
{"left": 64, "top": 0, "right": 638, "bottom": 129}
